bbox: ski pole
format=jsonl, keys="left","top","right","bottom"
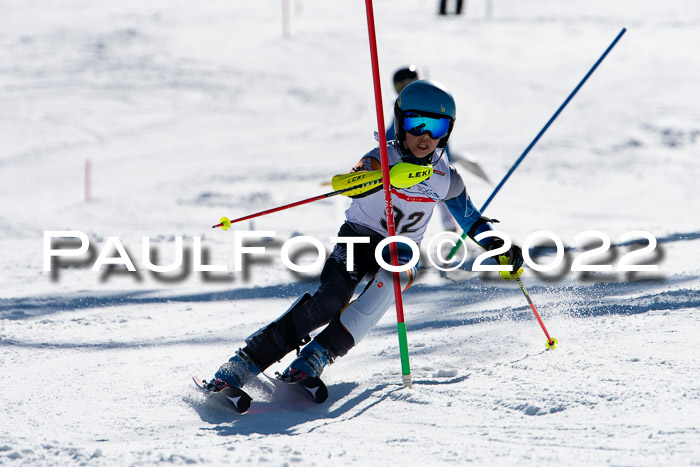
{"left": 517, "top": 277, "right": 557, "bottom": 349}
{"left": 212, "top": 163, "right": 434, "bottom": 230}
{"left": 451, "top": 28, "right": 626, "bottom": 348}
{"left": 212, "top": 179, "right": 382, "bottom": 230}
{"left": 445, "top": 27, "right": 627, "bottom": 261}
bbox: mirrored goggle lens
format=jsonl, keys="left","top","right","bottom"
{"left": 403, "top": 112, "right": 451, "bottom": 139}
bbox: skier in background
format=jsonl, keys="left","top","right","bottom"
{"left": 203, "top": 80, "right": 524, "bottom": 400}
{"left": 439, "top": 0, "right": 464, "bottom": 15}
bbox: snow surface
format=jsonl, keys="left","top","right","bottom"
{"left": 1, "top": 0, "right": 699, "bottom": 465}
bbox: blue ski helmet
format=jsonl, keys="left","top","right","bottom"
{"left": 394, "top": 80, "right": 456, "bottom": 148}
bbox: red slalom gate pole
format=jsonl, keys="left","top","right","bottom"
{"left": 364, "top": 0, "right": 412, "bottom": 388}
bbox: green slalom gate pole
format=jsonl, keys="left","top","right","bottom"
{"left": 364, "top": 0, "right": 412, "bottom": 388}
{"left": 445, "top": 28, "right": 627, "bottom": 262}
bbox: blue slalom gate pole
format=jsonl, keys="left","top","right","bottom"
{"left": 480, "top": 27, "right": 627, "bottom": 213}
{"left": 447, "top": 27, "right": 627, "bottom": 260}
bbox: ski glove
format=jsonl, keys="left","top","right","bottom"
{"left": 487, "top": 237, "right": 524, "bottom": 281}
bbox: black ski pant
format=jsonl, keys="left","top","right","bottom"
{"left": 243, "top": 222, "right": 400, "bottom": 370}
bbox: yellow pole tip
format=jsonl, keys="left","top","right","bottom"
{"left": 545, "top": 338, "right": 559, "bottom": 349}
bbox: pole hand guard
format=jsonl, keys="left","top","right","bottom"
{"left": 331, "top": 162, "right": 434, "bottom": 197}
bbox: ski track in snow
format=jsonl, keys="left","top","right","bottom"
{"left": 1, "top": 0, "right": 700, "bottom": 465}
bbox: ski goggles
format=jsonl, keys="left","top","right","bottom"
{"left": 403, "top": 112, "right": 451, "bottom": 139}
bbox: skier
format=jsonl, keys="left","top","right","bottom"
{"left": 203, "top": 80, "right": 524, "bottom": 400}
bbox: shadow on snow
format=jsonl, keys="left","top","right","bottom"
{"left": 187, "top": 374, "right": 470, "bottom": 436}
{"left": 2, "top": 275, "right": 698, "bottom": 350}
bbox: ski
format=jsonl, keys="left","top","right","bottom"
{"left": 192, "top": 376, "right": 253, "bottom": 414}
{"left": 263, "top": 371, "right": 329, "bottom": 404}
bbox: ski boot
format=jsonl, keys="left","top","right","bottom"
{"left": 214, "top": 349, "right": 261, "bottom": 388}
{"left": 194, "top": 350, "right": 260, "bottom": 414}
{"left": 279, "top": 340, "right": 330, "bottom": 382}
{"left": 276, "top": 341, "right": 330, "bottom": 404}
